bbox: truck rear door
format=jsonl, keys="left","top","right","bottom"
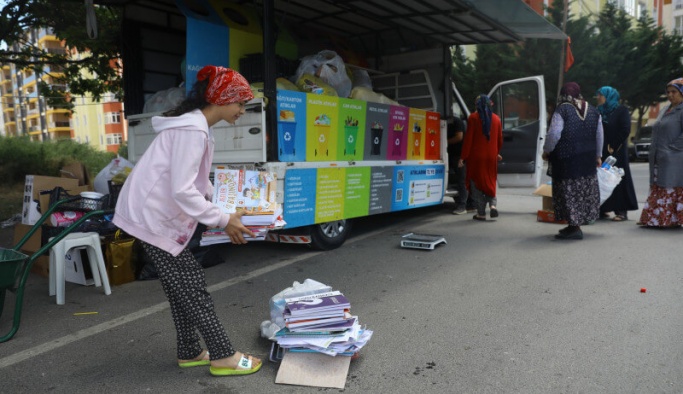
{"left": 487, "top": 76, "right": 546, "bottom": 188}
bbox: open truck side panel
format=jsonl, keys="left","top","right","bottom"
{"left": 116, "top": 0, "right": 565, "bottom": 249}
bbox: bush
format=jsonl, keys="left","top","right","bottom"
{"left": 0, "top": 136, "right": 117, "bottom": 184}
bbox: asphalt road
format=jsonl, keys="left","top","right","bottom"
{"left": 2, "top": 162, "right": 682, "bottom": 393}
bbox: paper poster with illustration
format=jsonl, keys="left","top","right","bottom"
{"left": 212, "top": 167, "right": 278, "bottom": 215}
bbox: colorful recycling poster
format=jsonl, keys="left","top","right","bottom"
{"left": 343, "top": 167, "right": 370, "bottom": 218}
{"left": 408, "top": 108, "right": 426, "bottom": 160}
{"left": 337, "top": 97, "right": 367, "bottom": 160}
{"left": 364, "top": 102, "right": 390, "bottom": 160}
{"left": 306, "top": 95, "right": 339, "bottom": 161}
{"left": 391, "top": 165, "right": 445, "bottom": 211}
{"left": 314, "top": 167, "right": 345, "bottom": 223}
{"left": 387, "top": 106, "right": 409, "bottom": 160}
{"left": 282, "top": 164, "right": 445, "bottom": 227}
{"left": 277, "top": 90, "right": 307, "bottom": 161}
{"left": 425, "top": 111, "right": 441, "bottom": 160}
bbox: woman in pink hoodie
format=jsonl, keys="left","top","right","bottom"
{"left": 113, "top": 65, "right": 261, "bottom": 376}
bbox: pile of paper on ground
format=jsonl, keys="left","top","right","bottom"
{"left": 273, "top": 290, "right": 373, "bottom": 356}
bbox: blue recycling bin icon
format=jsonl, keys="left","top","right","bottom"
{"left": 278, "top": 121, "right": 297, "bottom": 156}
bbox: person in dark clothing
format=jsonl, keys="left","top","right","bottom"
{"left": 542, "top": 82, "right": 604, "bottom": 240}
{"left": 595, "top": 86, "right": 638, "bottom": 221}
{"left": 447, "top": 116, "right": 469, "bottom": 214}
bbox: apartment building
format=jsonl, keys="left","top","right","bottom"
{"left": 0, "top": 27, "right": 126, "bottom": 153}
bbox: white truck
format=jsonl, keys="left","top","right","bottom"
{"left": 117, "top": 0, "right": 565, "bottom": 249}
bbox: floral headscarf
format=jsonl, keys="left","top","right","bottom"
{"left": 196, "top": 65, "right": 253, "bottom": 105}
{"left": 558, "top": 82, "right": 587, "bottom": 118}
{"left": 475, "top": 94, "right": 493, "bottom": 141}
{"left": 596, "top": 86, "right": 619, "bottom": 117}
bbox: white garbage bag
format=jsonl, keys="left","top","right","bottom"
{"left": 597, "top": 167, "right": 623, "bottom": 205}
{"left": 260, "top": 279, "right": 332, "bottom": 339}
{"left": 94, "top": 156, "right": 135, "bottom": 195}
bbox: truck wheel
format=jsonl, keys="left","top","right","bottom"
{"left": 309, "top": 220, "right": 352, "bottom": 250}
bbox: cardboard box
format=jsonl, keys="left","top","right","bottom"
{"left": 22, "top": 175, "right": 80, "bottom": 225}
{"left": 533, "top": 184, "right": 553, "bottom": 211}
{"left": 533, "top": 184, "right": 567, "bottom": 224}
{"left": 13, "top": 223, "right": 42, "bottom": 253}
{"left": 12, "top": 223, "right": 49, "bottom": 277}
{"left": 60, "top": 161, "right": 91, "bottom": 187}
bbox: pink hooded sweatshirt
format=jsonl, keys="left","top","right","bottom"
{"left": 113, "top": 110, "right": 231, "bottom": 256}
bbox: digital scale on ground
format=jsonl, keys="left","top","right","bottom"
{"left": 400, "top": 233, "right": 447, "bottom": 250}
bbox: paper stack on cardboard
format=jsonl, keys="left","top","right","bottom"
{"left": 273, "top": 290, "right": 373, "bottom": 357}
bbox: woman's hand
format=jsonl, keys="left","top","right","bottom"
{"left": 458, "top": 159, "right": 464, "bottom": 168}
{"left": 224, "top": 211, "right": 255, "bottom": 244}
{"left": 497, "top": 154, "right": 502, "bottom": 162}
{"left": 542, "top": 152, "right": 549, "bottom": 161}
{"left": 596, "top": 157, "right": 602, "bottom": 167}
{"left": 607, "top": 144, "right": 614, "bottom": 154}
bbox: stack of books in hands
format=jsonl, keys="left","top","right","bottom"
{"left": 273, "top": 290, "right": 373, "bottom": 357}
{"left": 201, "top": 167, "right": 286, "bottom": 245}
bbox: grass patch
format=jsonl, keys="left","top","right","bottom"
{"left": 0, "top": 182, "right": 24, "bottom": 221}
{"left": 0, "top": 136, "right": 124, "bottom": 221}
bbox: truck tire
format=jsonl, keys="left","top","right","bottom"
{"left": 309, "top": 219, "right": 352, "bottom": 250}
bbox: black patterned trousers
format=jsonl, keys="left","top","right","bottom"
{"left": 140, "top": 242, "right": 235, "bottom": 361}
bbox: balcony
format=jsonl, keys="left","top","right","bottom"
{"left": 48, "top": 121, "right": 71, "bottom": 128}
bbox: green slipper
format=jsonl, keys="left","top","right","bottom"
{"left": 210, "top": 355, "right": 262, "bottom": 376}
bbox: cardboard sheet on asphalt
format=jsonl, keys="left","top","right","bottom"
{"left": 275, "top": 351, "right": 351, "bottom": 389}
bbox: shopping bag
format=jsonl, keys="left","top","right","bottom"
{"left": 597, "top": 167, "right": 622, "bottom": 205}
{"left": 104, "top": 230, "right": 138, "bottom": 285}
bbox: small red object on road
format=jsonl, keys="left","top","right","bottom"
{"left": 640, "top": 288, "right": 647, "bottom": 293}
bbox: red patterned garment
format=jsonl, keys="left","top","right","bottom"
{"left": 638, "top": 184, "right": 683, "bottom": 227}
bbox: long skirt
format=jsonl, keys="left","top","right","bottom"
{"left": 552, "top": 174, "right": 600, "bottom": 227}
{"left": 638, "top": 184, "right": 683, "bottom": 227}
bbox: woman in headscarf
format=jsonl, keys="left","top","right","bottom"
{"left": 542, "top": 82, "right": 604, "bottom": 240}
{"left": 638, "top": 78, "right": 683, "bottom": 228}
{"left": 459, "top": 94, "right": 503, "bottom": 221}
{"left": 595, "top": 86, "right": 638, "bottom": 221}
{"left": 114, "top": 65, "right": 262, "bottom": 376}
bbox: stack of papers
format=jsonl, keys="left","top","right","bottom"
{"left": 202, "top": 167, "right": 285, "bottom": 245}
{"left": 273, "top": 290, "right": 373, "bottom": 357}
{"left": 199, "top": 218, "right": 286, "bottom": 246}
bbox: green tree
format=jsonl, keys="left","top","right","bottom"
{"left": 452, "top": 0, "right": 683, "bottom": 128}
{"left": 0, "top": 0, "right": 123, "bottom": 111}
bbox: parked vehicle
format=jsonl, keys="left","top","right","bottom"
{"left": 632, "top": 126, "right": 652, "bottom": 161}
{"left": 115, "top": 0, "right": 565, "bottom": 249}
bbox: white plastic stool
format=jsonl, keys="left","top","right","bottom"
{"left": 49, "top": 232, "right": 111, "bottom": 305}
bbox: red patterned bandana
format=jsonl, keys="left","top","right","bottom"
{"left": 196, "top": 65, "right": 254, "bottom": 105}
